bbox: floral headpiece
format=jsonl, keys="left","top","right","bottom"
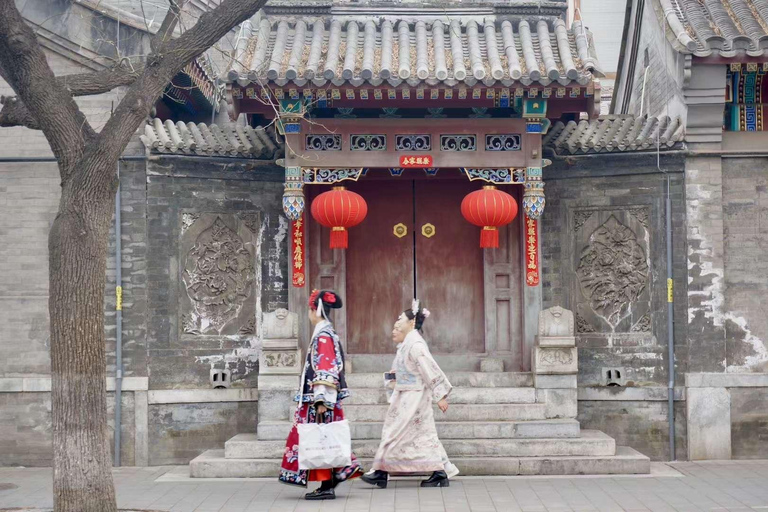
{"left": 310, "top": 289, "right": 337, "bottom": 319}
{"left": 411, "top": 299, "right": 431, "bottom": 319}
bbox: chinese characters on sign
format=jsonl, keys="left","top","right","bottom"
{"left": 524, "top": 215, "right": 539, "bottom": 286}
{"left": 292, "top": 215, "right": 305, "bottom": 287}
{"left": 399, "top": 155, "right": 433, "bottom": 168}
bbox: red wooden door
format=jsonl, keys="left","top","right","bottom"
{"left": 344, "top": 180, "right": 414, "bottom": 354}
{"left": 311, "top": 177, "right": 486, "bottom": 355}
{"left": 414, "top": 180, "right": 486, "bottom": 353}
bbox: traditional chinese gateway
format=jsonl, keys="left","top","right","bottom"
{"left": 183, "top": 0, "right": 656, "bottom": 477}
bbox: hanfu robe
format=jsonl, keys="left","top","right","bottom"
{"left": 278, "top": 320, "right": 362, "bottom": 487}
{"left": 371, "top": 330, "right": 455, "bottom": 474}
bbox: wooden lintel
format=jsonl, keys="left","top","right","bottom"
{"left": 283, "top": 118, "right": 542, "bottom": 170}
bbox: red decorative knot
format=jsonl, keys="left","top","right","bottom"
{"left": 460, "top": 186, "right": 519, "bottom": 248}
{"left": 310, "top": 186, "right": 368, "bottom": 249}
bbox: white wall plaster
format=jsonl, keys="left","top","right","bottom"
{"left": 725, "top": 313, "right": 768, "bottom": 372}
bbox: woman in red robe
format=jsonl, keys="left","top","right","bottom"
{"left": 278, "top": 289, "right": 362, "bottom": 500}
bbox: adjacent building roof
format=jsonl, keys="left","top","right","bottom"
{"left": 655, "top": 0, "right": 768, "bottom": 57}
{"left": 543, "top": 115, "right": 685, "bottom": 155}
{"left": 226, "top": 14, "right": 603, "bottom": 88}
{"left": 140, "top": 118, "right": 284, "bottom": 159}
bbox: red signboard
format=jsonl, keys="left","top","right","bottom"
{"left": 524, "top": 215, "right": 540, "bottom": 287}
{"left": 399, "top": 155, "right": 433, "bottom": 168}
{"left": 292, "top": 215, "right": 305, "bottom": 287}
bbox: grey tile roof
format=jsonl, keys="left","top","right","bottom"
{"left": 543, "top": 115, "right": 685, "bottom": 155}
{"left": 226, "top": 15, "right": 603, "bottom": 88}
{"left": 656, "top": 0, "right": 768, "bottom": 57}
{"left": 140, "top": 118, "right": 283, "bottom": 159}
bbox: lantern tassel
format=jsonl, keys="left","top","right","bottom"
{"left": 330, "top": 227, "right": 348, "bottom": 249}
{"left": 480, "top": 226, "right": 499, "bottom": 248}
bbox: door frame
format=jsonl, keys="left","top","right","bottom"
{"left": 292, "top": 172, "right": 541, "bottom": 372}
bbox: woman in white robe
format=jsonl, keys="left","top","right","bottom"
{"left": 361, "top": 300, "right": 459, "bottom": 489}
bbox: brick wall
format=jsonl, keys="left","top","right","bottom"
{"left": 542, "top": 153, "right": 688, "bottom": 385}
{"left": 542, "top": 152, "right": 688, "bottom": 460}
{"left": 722, "top": 157, "right": 768, "bottom": 371}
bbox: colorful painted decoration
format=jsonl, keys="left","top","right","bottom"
{"left": 282, "top": 189, "right": 305, "bottom": 221}
{"left": 292, "top": 215, "right": 306, "bottom": 287}
{"left": 460, "top": 186, "right": 518, "bottom": 248}
{"left": 523, "top": 167, "right": 546, "bottom": 220}
{"left": 310, "top": 186, "right": 368, "bottom": 249}
{"left": 524, "top": 215, "right": 539, "bottom": 286}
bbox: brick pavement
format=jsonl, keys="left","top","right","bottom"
{"left": 1, "top": 461, "right": 767, "bottom": 512}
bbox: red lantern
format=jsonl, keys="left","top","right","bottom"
{"left": 461, "top": 186, "right": 519, "bottom": 248}
{"left": 310, "top": 186, "right": 368, "bottom": 249}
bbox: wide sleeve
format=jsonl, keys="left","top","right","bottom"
{"left": 310, "top": 334, "right": 343, "bottom": 407}
{"left": 410, "top": 342, "right": 453, "bottom": 402}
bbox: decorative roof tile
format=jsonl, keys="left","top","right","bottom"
{"left": 140, "top": 118, "right": 284, "bottom": 159}
{"left": 656, "top": 0, "right": 768, "bottom": 57}
{"left": 543, "top": 115, "right": 685, "bottom": 155}
{"left": 226, "top": 15, "right": 603, "bottom": 88}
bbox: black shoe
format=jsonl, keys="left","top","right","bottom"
{"left": 305, "top": 487, "right": 336, "bottom": 500}
{"left": 361, "top": 470, "right": 389, "bottom": 489}
{"left": 420, "top": 470, "right": 449, "bottom": 488}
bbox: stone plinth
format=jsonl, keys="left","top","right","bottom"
{"left": 533, "top": 347, "right": 578, "bottom": 375}
{"left": 259, "top": 309, "right": 301, "bottom": 375}
{"left": 533, "top": 306, "right": 578, "bottom": 420}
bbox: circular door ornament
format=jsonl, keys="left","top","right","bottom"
{"left": 393, "top": 223, "right": 408, "bottom": 238}
{"left": 422, "top": 223, "right": 436, "bottom": 238}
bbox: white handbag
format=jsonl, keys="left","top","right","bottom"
{"left": 295, "top": 334, "right": 352, "bottom": 470}
{"left": 297, "top": 419, "right": 352, "bottom": 470}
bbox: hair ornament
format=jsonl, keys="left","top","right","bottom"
{"left": 309, "top": 289, "right": 320, "bottom": 309}
{"left": 421, "top": 308, "right": 431, "bottom": 319}
{"left": 411, "top": 299, "right": 420, "bottom": 315}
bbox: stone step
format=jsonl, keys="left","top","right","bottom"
{"left": 343, "top": 402, "right": 548, "bottom": 422}
{"left": 344, "top": 387, "right": 537, "bottom": 405}
{"left": 255, "top": 419, "right": 581, "bottom": 441}
{"left": 345, "top": 372, "right": 533, "bottom": 389}
{"left": 347, "top": 354, "right": 513, "bottom": 373}
{"left": 190, "top": 446, "right": 650, "bottom": 478}
{"left": 224, "top": 431, "right": 614, "bottom": 459}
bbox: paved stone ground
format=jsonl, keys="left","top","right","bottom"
{"left": 1, "top": 461, "right": 768, "bottom": 512}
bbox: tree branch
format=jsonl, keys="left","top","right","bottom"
{"left": 0, "top": 62, "right": 147, "bottom": 129}
{"left": 0, "top": 95, "right": 39, "bottom": 129}
{"left": 152, "top": 0, "right": 187, "bottom": 52}
{"left": 0, "top": 0, "right": 95, "bottom": 170}
{"left": 94, "top": 0, "right": 267, "bottom": 166}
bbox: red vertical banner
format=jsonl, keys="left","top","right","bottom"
{"left": 292, "top": 215, "right": 305, "bottom": 287}
{"left": 524, "top": 215, "right": 540, "bottom": 286}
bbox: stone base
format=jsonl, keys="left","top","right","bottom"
{"left": 534, "top": 374, "right": 578, "bottom": 389}
{"left": 190, "top": 445, "right": 650, "bottom": 477}
{"left": 533, "top": 347, "right": 578, "bottom": 375}
{"left": 258, "top": 348, "right": 302, "bottom": 375}
{"left": 480, "top": 358, "right": 505, "bottom": 372}
{"left": 536, "top": 335, "right": 576, "bottom": 348}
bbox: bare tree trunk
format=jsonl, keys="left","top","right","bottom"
{"left": 49, "top": 167, "right": 117, "bottom": 512}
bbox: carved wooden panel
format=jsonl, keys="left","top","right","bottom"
{"left": 179, "top": 213, "right": 259, "bottom": 338}
{"left": 484, "top": 187, "right": 525, "bottom": 369}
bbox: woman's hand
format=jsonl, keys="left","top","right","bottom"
{"left": 316, "top": 404, "right": 328, "bottom": 415}
{"left": 437, "top": 398, "right": 449, "bottom": 413}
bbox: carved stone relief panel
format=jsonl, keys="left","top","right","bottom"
{"left": 179, "top": 213, "right": 259, "bottom": 337}
{"left": 572, "top": 208, "right": 652, "bottom": 335}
